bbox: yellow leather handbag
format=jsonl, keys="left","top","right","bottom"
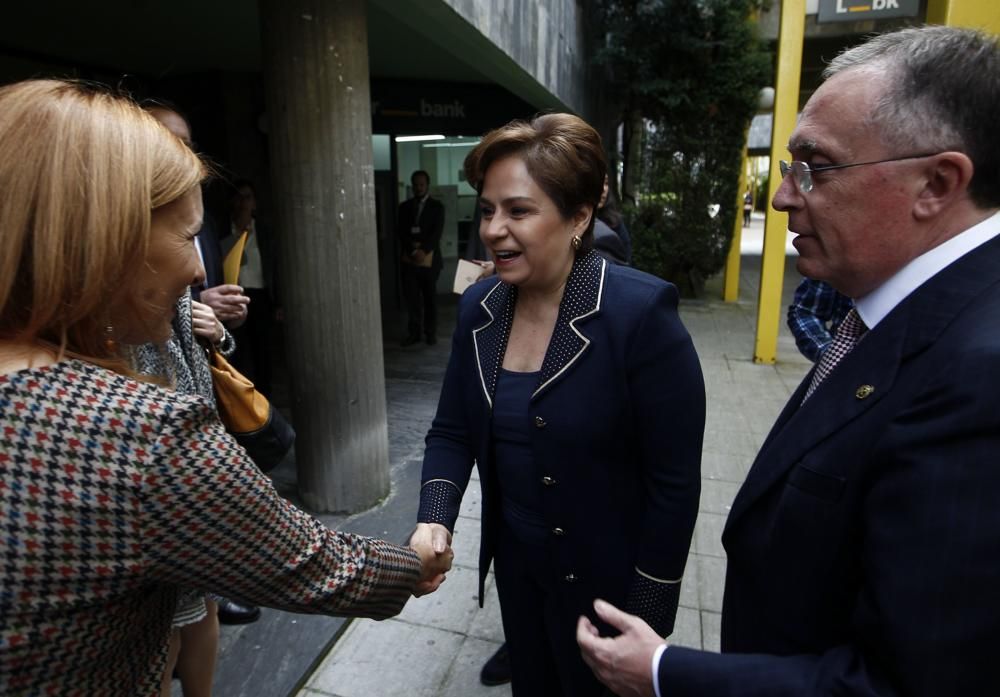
{"left": 206, "top": 346, "right": 294, "bottom": 472}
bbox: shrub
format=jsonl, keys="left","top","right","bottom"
{"left": 592, "top": 0, "right": 771, "bottom": 296}
{"left": 629, "top": 198, "right": 730, "bottom": 297}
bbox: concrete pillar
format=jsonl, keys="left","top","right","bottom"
{"left": 259, "top": 0, "right": 389, "bottom": 513}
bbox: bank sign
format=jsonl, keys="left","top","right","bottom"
{"left": 817, "top": 0, "right": 919, "bottom": 23}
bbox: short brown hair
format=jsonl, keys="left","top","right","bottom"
{"left": 464, "top": 113, "right": 607, "bottom": 252}
{"left": 0, "top": 80, "right": 206, "bottom": 368}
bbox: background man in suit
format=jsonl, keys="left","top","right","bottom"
{"left": 144, "top": 103, "right": 250, "bottom": 329}
{"left": 397, "top": 169, "right": 445, "bottom": 346}
{"left": 577, "top": 25, "right": 1000, "bottom": 696}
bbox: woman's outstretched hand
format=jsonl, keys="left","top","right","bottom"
{"left": 409, "top": 522, "right": 454, "bottom": 597}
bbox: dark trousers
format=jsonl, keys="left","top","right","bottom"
{"left": 493, "top": 522, "right": 606, "bottom": 697}
{"left": 231, "top": 287, "right": 274, "bottom": 397}
{"left": 401, "top": 265, "right": 439, "bottom": 340}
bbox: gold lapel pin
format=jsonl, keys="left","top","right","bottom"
{"left": 855, "top": 384, "right": 875, "bottom": 400}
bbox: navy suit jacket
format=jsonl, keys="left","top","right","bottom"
{"left": 662, "top": 231, "right": 1000, "bottom": 695}
{"left": 192, "top": 216, "right": 224, "bottom": 301}
{"left": 420, "top": 251, "right": 704, "bottom": 631}
{"left": 397, "top": 195, "right": 445, "bottom": 273}
{"left": 594, "top": 219, "right": 629, "bottom": 266}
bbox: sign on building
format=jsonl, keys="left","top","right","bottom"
{"left": 817, "top": 0, "right": 919, "bottom": 23}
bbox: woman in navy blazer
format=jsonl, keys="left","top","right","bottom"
{"left": 412, "top": 113, "right": 704, "bottom": 696}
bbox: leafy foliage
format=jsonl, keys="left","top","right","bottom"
{"left": 591, "top": 0, "right": 772, "bottom": 296}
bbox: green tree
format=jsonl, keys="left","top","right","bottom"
{"left": 591, "top": 0, "right": 771, "bottom": 296}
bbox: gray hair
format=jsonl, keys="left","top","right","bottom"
{"left": 824, "top": 26, "right": 1000, "bottom": 208}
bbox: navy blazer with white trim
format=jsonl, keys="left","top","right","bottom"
{"left": 419, "top": 251, "right": 704, "bottom": 629}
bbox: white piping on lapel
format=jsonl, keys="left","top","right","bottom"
{"left": 532, "top": 257, "right": 607, "bottom": 399}
{"left": 473, "top": 280, "right": 505, "bottom": 410}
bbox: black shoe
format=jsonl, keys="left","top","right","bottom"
{"left": 480, "top": 642, "right": 511, "bottom": 686}
{"left": 425, "top": 335, "right": 437, "bottom": 346}
{"left": 401, "top": 335, "right": 421, "bottom": 347}
{"left": 217, "top": 598, "right": 261, "bottom": 625}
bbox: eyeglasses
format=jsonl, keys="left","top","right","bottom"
{"left": 778, "top": 153, "right": 940, "bottom": 194}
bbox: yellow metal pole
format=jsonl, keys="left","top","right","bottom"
{"left": 723, "top": 146, "right": 748, "bottom": 302}
{"left": 753, "top": 0, "right": 805, "bottom": 364}
{"left": 926, "top": 0, "right": 1000, "bottom": 32}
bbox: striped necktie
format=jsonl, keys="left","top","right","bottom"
{"left": 802, "top": 308, "right": 867, "bottom": 403}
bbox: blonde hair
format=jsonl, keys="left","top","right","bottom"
{"left": 0, "top": 80, "right": 206, "bottom": 368}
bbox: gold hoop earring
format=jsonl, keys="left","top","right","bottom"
{"left": 571, "top": 235, "right": 582, "bottom": 251}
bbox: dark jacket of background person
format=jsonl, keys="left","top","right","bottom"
{"left": 418, "top": 251, "right": 704, "bottom": 636}
{"left": 786, "top": 277, "right": 853, "bottom": 362}
{"left": 396, "top": 193, "right": 445, "bottom": 274}
{"left": 593, "top": 219, "right": 629, "bottom": 266}
{"left": 598, "top": 201, "right": 632, "bottom": 265}
{"left": 193, "top": 216, "right": 225, "bottom": 301}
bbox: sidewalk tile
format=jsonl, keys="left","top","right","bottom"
{"left": 396, "top": 565, "right": 481, "bottom": 635}
{"left": 701, "top": 610, "right": 722, "bottom": 653}
{"left": 679, "top": 553, "right": 699, "bottom": 610}
{"left": 452, "top": 515, "right": 482, "bottom": 570}
{"left": 698, "top": 359, "right": 733, "bottom": 383}
{"left": 439, "top": 638, "right": 512, "bottom": 697}
{"left": 459, "top": 482, "right": 483, "bottom": 519}
{"left": 304, "top": 619, "right": 462, "bottom": 697}
{"left": 704, "top": 408, "right": 750, "bottom": 435}
{"left": 697, "top": 555, "right": 727, "bottom": 613}
{"left": 700, "top": 428, "right": 758, "bottom": 458}
{"left": 671, "top": 606, "right": 703, "bottom": 649}
{"left": 700, "top": 449, "right": 751, "bottom": 484}
{"left": 699, "top": 479, "right": 740, "bottom": 516}
{"left": 467, "top": 575, "right": 505, "bottom": 644}
{"left": 694, "top": 513, "right": 727, "bottom": 558}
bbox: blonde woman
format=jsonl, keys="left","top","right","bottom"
{"left": 0, "top": 79, "right": 450, "bottom": 696}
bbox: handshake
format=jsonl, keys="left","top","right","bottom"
{"left": 408, "top": 522, "right": 455, "bottom": 597}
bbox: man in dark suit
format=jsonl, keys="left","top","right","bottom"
{"left": 397, "top": 169, "right": 445, "bottom": 346}
{"left": 577, "top": 25, "right": 1000, "bottom": 696}
{"left": 144, "top": 103, "right": 250, "bottom": 328}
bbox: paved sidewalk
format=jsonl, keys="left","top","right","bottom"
{"left": 294, "top": 238, "right": 813, "bottom": 697}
